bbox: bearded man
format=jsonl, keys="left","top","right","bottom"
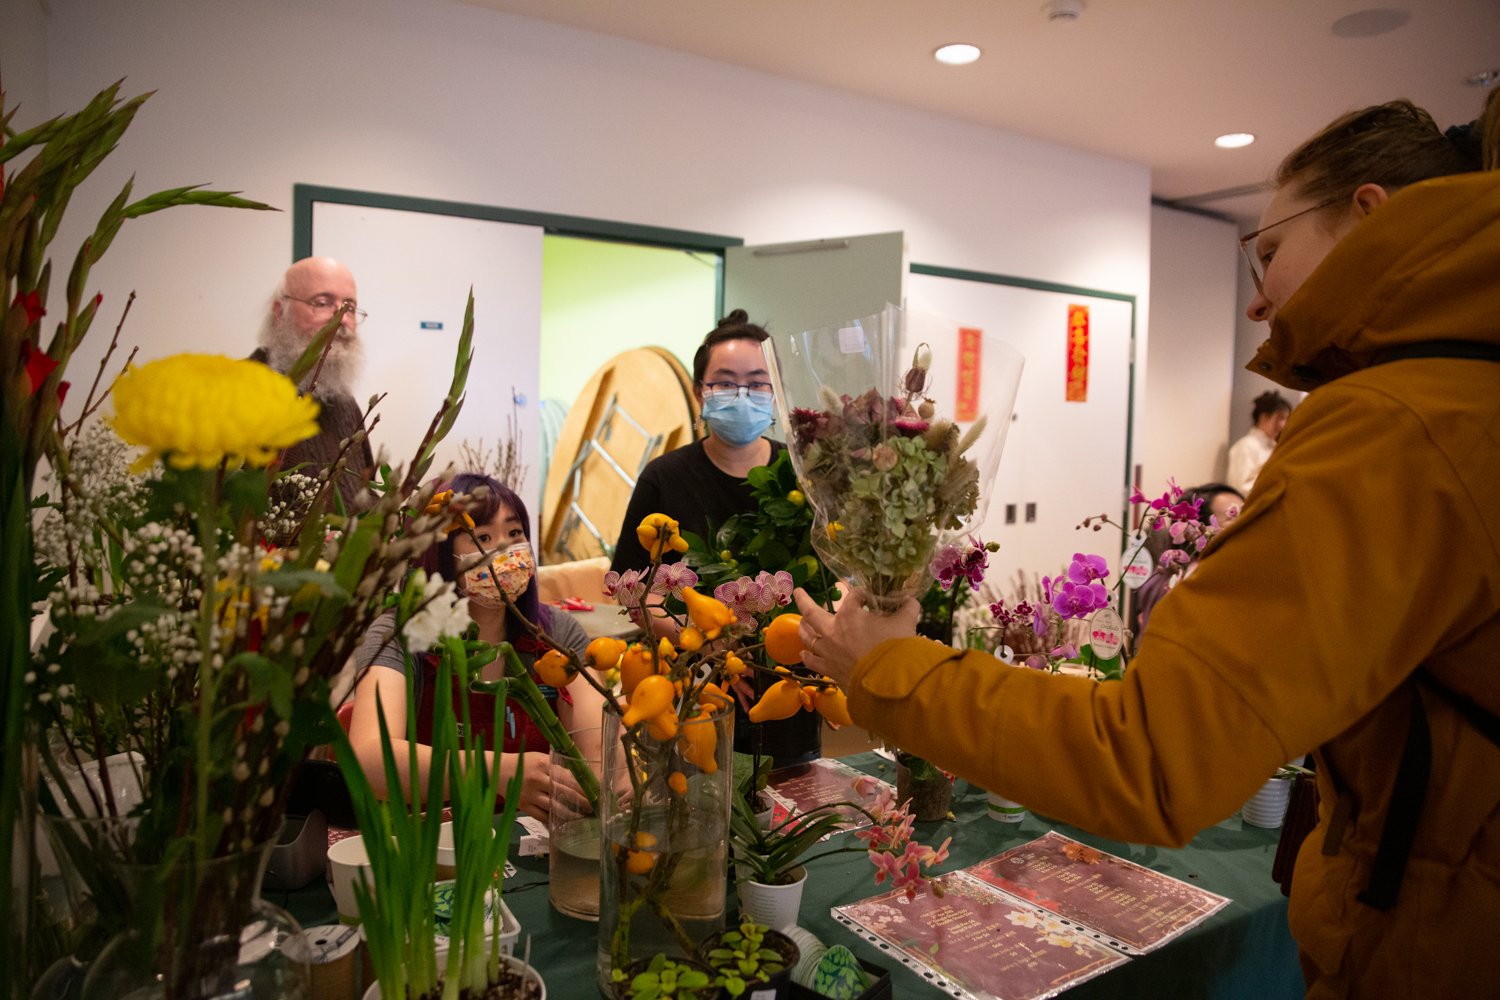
{"left": 252, "top": 256, "right": 375, "bottom": 513}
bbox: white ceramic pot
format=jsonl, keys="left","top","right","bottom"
{"left": 986, "top": 791, "right": 1027, "bottom": 824}
{"left": 361, "top": 950, "right": 545, "bottom": 999}
{"left": 326, "top": 834, "right": 372, "bottom": 924}
{"left": 1242, "top": 777, "right": 1293, "bottom": 829}
{"left": 436, "top": 820, "right": 457, "bottom": 881}
{"left": 738, "top": 866, "right": 806, "bottom": 932}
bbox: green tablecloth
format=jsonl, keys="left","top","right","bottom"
{"left": 279, "top": 753, "right": 1303, "bottom": 998}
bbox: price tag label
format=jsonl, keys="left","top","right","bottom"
{"left": 838, "top": 325, "right": 867, "bottom": 354}
{"left": 1122, "top": 532, "right": 1153, "bottom": 591}
{"left": 1088, "top": 607, "right": 1124, "bottom": 660}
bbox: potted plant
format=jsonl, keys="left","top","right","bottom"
{"left": 609, "top": 953, "right": 719, "bottom": 1000}
{"left": 333, "top": 631, "right": 542, "bottom": 999}
{"left": 698, "top": 920, "right": 799, "bottom": 999}
{"left": 729, "top": 774, "right": 950, "bottom": 931}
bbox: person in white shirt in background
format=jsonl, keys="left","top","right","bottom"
{"left": 1226, "top": 390, "right": 1292, "bottom": 495}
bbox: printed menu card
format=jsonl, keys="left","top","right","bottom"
{"left": 964, "top": 830, "right": 1230, "bottom": 952}
{"left": 832, "top": 832, "right": 1230, "bottom": 1000}
{"left": 767, "top": 757, "right": 890, "bottom": 834}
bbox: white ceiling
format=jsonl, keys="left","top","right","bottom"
{"left": 462, "top": 0, "right": 1499, "bottom": 224}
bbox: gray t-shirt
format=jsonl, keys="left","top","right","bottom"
{"left": 355, "top": 607, "right": 591, "bottom": 678}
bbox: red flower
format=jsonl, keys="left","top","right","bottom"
{"left": 20, "top": 341, "right": 57, "bottom": 394}
{"left": 13, "top": 290, "right": 45, "bottom": 326}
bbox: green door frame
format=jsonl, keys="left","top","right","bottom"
{"left": 292, "top": 185, "right": 743, "bottom": 317}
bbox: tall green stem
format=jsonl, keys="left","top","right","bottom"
{"left": 496, "top": 643, "right": 600, "bottom": 811}
{"left": 191, "top": 469, "right": 222, "bottom": 862}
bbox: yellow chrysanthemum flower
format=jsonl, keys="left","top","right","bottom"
{"left": 111, "top": 354, "right": 320, "bottom": 471}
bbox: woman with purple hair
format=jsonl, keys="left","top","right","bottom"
{"left": 349, "top": 472, "right": 605, "bottom": 821}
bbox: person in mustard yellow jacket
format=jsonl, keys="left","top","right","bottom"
{"left": 796, "top": 94, "right": 1500, "bottom": 1000}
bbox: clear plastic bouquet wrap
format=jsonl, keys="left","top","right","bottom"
{"left": 765, "top": 304, "right": 1023, "bottom": 612}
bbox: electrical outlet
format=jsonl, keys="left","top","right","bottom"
{"left": 1025, "top": 502, "right": 1037, "bottom": 523}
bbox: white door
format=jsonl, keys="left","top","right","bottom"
{"left": 312, "top": 204, "right": 544, "bottom": 521}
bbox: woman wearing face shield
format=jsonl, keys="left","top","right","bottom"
{"left": 349, "top": 472, "right": 606, "bottom": 822}
{"left": 795, "top": 92, "right": 1500, "bottom": 998}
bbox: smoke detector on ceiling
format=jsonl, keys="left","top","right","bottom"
{"left": 1044, "top": 0, "right": 1085, "bottom": 22}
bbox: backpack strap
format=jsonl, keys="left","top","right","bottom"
{"left": 1356, "top": 672, "right": 1500, "bottom": 911}
{"left": 1372, "top": 340, "right": 1500, "bottom": 365}
{"left": 1344, "top": 336, "right": 1500, "bottom": 909}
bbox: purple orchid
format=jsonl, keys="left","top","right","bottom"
{"left": 932, "top": 537, "right": 990, "bottom": 591}
{"left": 1066, "top": 552, "right": 1110, "bottom": 585}
{"left": 1052, "top": 579, "right": 1108, "bottom": 619}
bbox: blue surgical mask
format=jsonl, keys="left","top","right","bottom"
{"left": 701, "top": 391, "right": 774, "bottom": 447}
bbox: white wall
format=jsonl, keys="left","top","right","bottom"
{"left": 7, "top": 0, "right": 1150, "bottom": 403}
{"left": 1142, "top": 206, "right": 1239, "bottom": 491}
{"left": 0, "top": 0, "right": 1243, "bottom": 567}
{"left": 0, "top": 0, "right": 49, "bottom": 116}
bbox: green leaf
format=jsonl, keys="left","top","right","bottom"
{"left": 763, "top": 498, "right": 798, "bottom": 519}
{"left": 757, "top": 540, "right": 791, "bottom": 569}
{"left": 257, "top": 567, "right": 347, "bottom": 600}
{"left": 221, "top": 468, "right": 269, "bottom": 522}
{"left": 235, "top": 652, "right": 292, "bottom": 719}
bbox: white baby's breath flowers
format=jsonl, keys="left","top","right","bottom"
{"left": 401, "top": 570, "right": 471, "bottom": 651}
{"left": 258, "top": 470, "right": 320, "bottom": 542}
{"left": 33, "top": 420, "right": 151, "bottom": 569}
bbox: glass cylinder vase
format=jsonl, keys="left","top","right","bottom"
{"left": 549, "top": 726, "right": 605, "bottom": 921}
{"left": 78, "top": 827, "right": 309, "bottom": 1000}
{"left": 596, "top": 707, "right": 733, "bottom": 993}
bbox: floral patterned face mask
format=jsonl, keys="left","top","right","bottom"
{"left": 462, "top": 541, "right": 535, "bottom": 608}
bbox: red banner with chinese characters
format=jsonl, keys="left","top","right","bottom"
{"left": 1066, "top": 304, "right": 1089, "bottom": 402}
{"left": 956, "top": 326, "right": 982, "bottom": 421}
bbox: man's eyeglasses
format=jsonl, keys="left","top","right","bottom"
{"left": 1238, "top": 196, "right": 1342, "bottom": 294}
{"left": 282, "top": 294, "right": 368, "bottom": 324}
{"left": 701, "top": 380, "right": 774, "bottom": 400}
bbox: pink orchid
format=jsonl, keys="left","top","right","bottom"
{"left": 714, "top": 571, "right": 793, "bottom": 627}
{"left": 1159, "top": 549, "right": 1192, "bottom": 569}
{"left": 650, "top": 562, "right": 699, "bottom": 597}
{"left": 602, "top": 568, "right": 647, "bottom": 606}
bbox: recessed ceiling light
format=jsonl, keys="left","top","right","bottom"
{"left": 1467, "top": 69, "right": 1499, "bottom": 87}
{"left": 1215, "top": 133, "right": 1256, "bottom": 149}
{"left": 1331, "top": 7, "right": 1410, "bottom": 38}
{"left": 933, "top": 43, "right": 982, "bottom": 66}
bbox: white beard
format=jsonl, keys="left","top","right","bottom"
{"left": 259, "top": 316, "right": 364, "bottom": 401}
